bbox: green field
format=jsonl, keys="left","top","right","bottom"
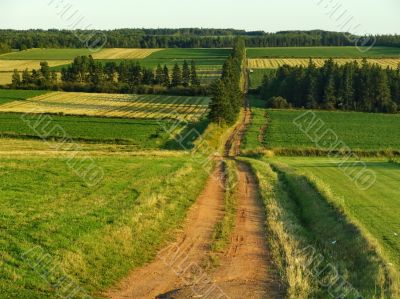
{"left": 0, "top": 155, "right": 209, "bottom": 298}
{"left": 0, "top": 89, "right": 49, "bottom": 104}
{"left": 249, "top": 69, "right": 275, "bottom": 89}
{"left": 0, "top": 48, "right": 93, "bottom": 60}
{"left": 273, "top": 157, "right": 400, "bottom": 280}
{"left": 146, "top": 48, "right": 231, "bottom": 59}
{"left": 0, "top": 113, "right": 191, "bottom": 148}
{"left": 246, "top": 157, "right": 398, "bottom": 297}
{"left": 246, "top": 46, "right": 400, "bottom": 58}
{"left": 243, "top": 102, "right": 400, "bottom": 152}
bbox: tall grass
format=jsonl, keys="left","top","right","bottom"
{"left": 243, "top": 158, "right": 396, "bottom": 298}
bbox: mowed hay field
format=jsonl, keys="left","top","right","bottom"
{"left": 0, "top": 73, "right": 12, "bottom": 85}
{"left": 246, "top": 46, "right": 400, "bottom": 58}
{"left": 0, "top": 92, "right": 210, "bottom": 122}
{"left": 91, "top": 48, "right": 162, "bottom": 59}
{"left": 0, "top": 60, "right": 71, "bottom": 71}
{"left": 248, "top": 58, "right": 400, "bottom": 69}
{"left": 0, "top": 155, "right": 209, "bottom": 298}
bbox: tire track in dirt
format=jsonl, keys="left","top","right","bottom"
{"left": 209, "top": 161, "right": 284, "bottom": 298}
{"left": 104, "top": 163, "right": 225, "bottom": 299}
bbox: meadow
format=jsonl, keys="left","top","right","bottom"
{"left": 242, "top": 104, "right": 400, "bottom": 153}
{"left": 0, "top": 113, "right": 186, "bottom": 148}
{"left": 0, "top": 89, "right": 49, "bottom": 104}
{"left": 0, "top": 92, "right": 210, "bottom": 122}
{"left": 0, "top": 155, "right": 209, "bottom": 298}
{"left": 248, "top": 69, "right": 275, "bottom": 89}
{"left": 246, "top": 46, "right": 400, "bottom": 58}
{"left": 246, "top": 157, "right": 398, "bottom": 298}
{"left": 0, "top": 48, "right": 94, "bottom": 60}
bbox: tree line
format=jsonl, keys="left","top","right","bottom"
{"left": 259, "top": 59, "right": 400, "bottom": 113}
{"left": 1, "top": 29, "right": 399, "bottom": 50}
{"left": 11, "top": 57, "right": 206, "bottom": 95}
{"left": 208, "top": 38, "right": 246, "bottom": 124}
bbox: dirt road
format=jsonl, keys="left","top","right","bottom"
{"left": 105, "top": 164, "right": 225, "bottom": 299}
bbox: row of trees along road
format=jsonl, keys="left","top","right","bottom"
{"left": 11, "top": 56, "right": 203, "bottom": 94}
{"left": 208, "top": 38, "right": 246, "bottom": 124}
{"left": 260, "top": 58, "right": 400, "bottom": 113}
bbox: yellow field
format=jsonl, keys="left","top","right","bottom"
{"left": 0, "top": 60, "right": 71, "bottom": 72}
{"left": 248, "top": 58, "right": 400, "bottom": 69}
{"left": 0, "top": 73, "right": 12, "bottom": 85}
{"left": 0, "top": 92, "right": 210, "bottom": 121}
{"left": 92, "top": 48, "right": 162, "bottom": 59}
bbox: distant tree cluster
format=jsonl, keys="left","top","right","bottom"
{"left": 11, "top": 62, "right": 57, "bottom": 89}
{"left": 260, "top": 59, "right": 400, "bottom": 113}
{"left": 1, "top": 29, "right": 399, "bottom": 50}
{"left": 11, "top": 56, "right": 203, "bottom": 95}
{"left": 208, "top": 38, "right": 246, "bottom": 124}
{"left": 60, "top": 56, "right": 200, "bottom": 87}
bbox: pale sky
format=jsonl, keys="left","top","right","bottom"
{"left": 0, "top": 0, "right": 399, "bottom": 34}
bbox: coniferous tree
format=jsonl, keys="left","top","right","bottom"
{"left": 162, "top": 65, "right": 170, "bottom": 87}
{"left": 155, "top": 64, "right": 164, "bottom": 85}
{"left": 182, "top": 60, "right": 191, "bottom": 87}
{"left": 190, "top": 60, "right": 200, "bottom": 86}
{"left": 11, "top": 69, "right": 21, "bottom": 88}
{"left": 171, "top": 63, "right": 182, "bottom": 87}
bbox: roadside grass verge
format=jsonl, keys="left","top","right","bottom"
{"left": 243, "top": 158, "right": 395, "bottom": 298}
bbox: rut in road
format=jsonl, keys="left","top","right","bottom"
{"left": 104, "top": 164, "right": 225, "bottom": 299}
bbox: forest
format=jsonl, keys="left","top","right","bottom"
{"left": 1, "top": 29, "right": 399, "bottom": 50}
{"left": 259, "top": 58, "right": 400, "bottom": 113}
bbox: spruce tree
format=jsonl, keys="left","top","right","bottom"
{"left": 190, "top": 60, "right": 200, "bottom": 86}
{"left": 162, "top": 65, "right": 170, "bottom": 87}
{"left": 182, "top": 60, "right": 191, "bottom": 87}
{"left": 171, "top": 63, "right": 182, "bottom": 87}
{"left": 155, "top": 64, "right": 164, "bottom": 85}
{"left": 11, "top": 69, "right": 21, "bottom": 88}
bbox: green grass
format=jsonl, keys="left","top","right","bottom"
{"left": 0, "top": 113, "right": 188, "bottom": 148}
{"left": 0, "top": 155, "right": 209, "bottom": 298}
{"left": 146, "top": 48, "right": 231, "bottom": 59}
{"left": 210, "top": 160, "right": 238, "bottom": 254}
{"left": 244, "top": 105, "right": 400, "bottom": 153}
{"left": 241, "top": 97, "right": 267, "bottom": 151}
{"left": 246, "top": 157, "right": 396, "bottom": 298}
{"left": 0, "top": 89, "right": 49, "bottom": 104}
{"left": 246, "top": 46, "right": 400, "bottom": 58}
{"left": 254, "top": 109, "right": 400, "bottom": 152}
{"left": 0, "top": 48, "right": 93, "bottom": 60}
{"left": 272, "top": 156, "right": 400, "bottom": 294}
{"left": 249, "top": 69, "right": 275, "bottom": 89}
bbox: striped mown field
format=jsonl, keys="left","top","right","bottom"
{"left": 0, "top": 60, "right": 71, "bottom": 71}
{"left": 248, "top": 58, "right": 400, "bottom": 69}
{"left": 91, "top": 48, "right": 162, "bottom": 59}
{"left": 0, "top": 92, "right": 210, "bottom": 121}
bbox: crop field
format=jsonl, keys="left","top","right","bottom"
{"left": 248, "top": 58, "right": 400, "bottom": 69}
{"left": 0, "top": 92, "right": 210, "bottom": 122}
{"left": 273, "top": 157, "right": 400, "bottom": 276}
{"left": 146, "top": 48, "right": 231, "bottom": 59}
{"left": 0, "top": 48, "right": 94, "bottom": 60}
{"left": 246, "top": 46, "right": 400, "bottom": 58}
{"left": 0, "top": 60, "right": 71, "bottom": 71}
{"left": 0, "top": 89, "right": 49, "bottom": 104}
{"left": 91, "top": 48, "right": 162, "bottom": 59}
{"left": 0, "top": 155, "right": 209, "bottom": 297}
{"left": 0, "top": 73, "right": 13, "bottom": 85}
{"left": 243, "top": 102, "right": 400, "bottom": 152}
{"left": 0, "top": 112, "right": 187, "bottom": 147}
